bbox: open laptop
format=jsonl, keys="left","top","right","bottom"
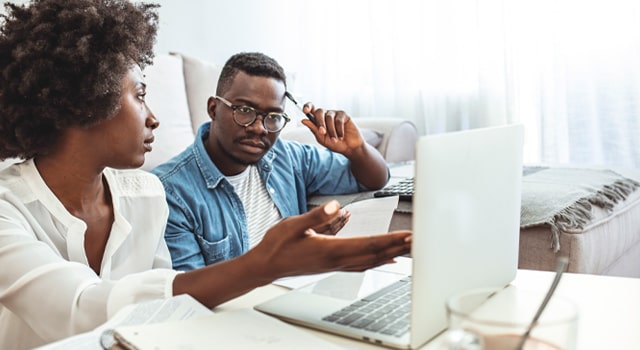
{"left": 255, "top": 124, "right": 524, "bottom": 349}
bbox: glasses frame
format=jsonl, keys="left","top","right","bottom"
{"left": 214, "top": 96, "right": 290, "bottom": 133}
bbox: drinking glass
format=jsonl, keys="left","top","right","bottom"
{"left": 440, "top": 286, "right": 578, "bottom": 350}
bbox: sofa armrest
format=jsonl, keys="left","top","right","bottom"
{"left": 354, "top": 118, "right": 418, "bottom": 163}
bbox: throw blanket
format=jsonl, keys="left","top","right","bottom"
{"left": 521, "top": 166, "right": 640, "bottom": 252}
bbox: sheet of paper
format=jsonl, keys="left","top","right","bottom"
{"left": 113, "top": 308, "right": 346, "bottom": 350}
{"left": 338, "top": 195, "right": 399, "bottom": 237}
{"left": 36, "top": 294, "right": 212, "bottom": 350}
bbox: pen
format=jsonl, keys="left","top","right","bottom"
{"left": 285, "top": 91, "right": 317, "bottom": 125}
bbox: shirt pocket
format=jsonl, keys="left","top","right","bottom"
{"left": 195, "top": 233, "right": 233, "bottom": 265}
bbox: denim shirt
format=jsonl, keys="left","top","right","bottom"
{"left": 152, "top": 122, "right": 370, "bottom": 271}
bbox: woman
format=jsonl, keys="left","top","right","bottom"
{"left": 0, "top": 0, "right": 412, "bottom": 348}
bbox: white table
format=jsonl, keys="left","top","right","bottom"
{"left": 215, "top": 269, "right": 640, "bottom": 349}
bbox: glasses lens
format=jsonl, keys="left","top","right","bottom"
{"left": 233, "top": 107, "right": 256, "bottom": 125}
{"left": 264, "top": 114, "right": 286, "bottom": 132}
{"left": 231, "top": 104, "right": 287, "bottom": 132}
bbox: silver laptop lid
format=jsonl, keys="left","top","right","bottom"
{"left": 410, "top": 123, "right": 524, "bottom": 348}
{"left": 254, "top": 124, "right": 524, "bottom": 350}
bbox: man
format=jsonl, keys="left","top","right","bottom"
{"left": 152, "top": 52, "right": 390, "bottom": 270}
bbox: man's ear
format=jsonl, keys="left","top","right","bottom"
{"left": 207, "top": 96, "right": 217, "bottom": 120}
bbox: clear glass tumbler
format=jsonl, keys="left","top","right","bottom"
{"left": 441, "top": 286, "right": 578, "bottom": 350}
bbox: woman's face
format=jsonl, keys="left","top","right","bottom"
{"left": 93, "top": 65, "right": 159, "bottom": 169}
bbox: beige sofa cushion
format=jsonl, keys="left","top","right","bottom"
{"left": 171, "top": 52, "right": 220, "bottom": 133}
{"left": 142, "top": 54, "right": 194, "bottom": 170}
{"left": 519, "top": 189, "right": 640, "bottom": 277}
{"left": 518, "top": 166, "right": 640, "bottom": 277}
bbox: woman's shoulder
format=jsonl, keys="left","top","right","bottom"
{"left": 0, "top": 159, "right": 33, "bottom": 193}
{"left": 104, "top": 168, "right": 166, "bottom": 197}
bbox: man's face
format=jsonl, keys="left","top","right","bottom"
{"left": 206, "top": 71, "right": 286, "bottom": 176}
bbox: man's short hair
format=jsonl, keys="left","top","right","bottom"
{"left": 216, "top": 52, "right": 287, "bottom": 96}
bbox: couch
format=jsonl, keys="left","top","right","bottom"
{"left": 144, "top": 51, "right": 640, "bottom": 278}
{"left": 3, "top": 52, "right": 639, "bottom": 279}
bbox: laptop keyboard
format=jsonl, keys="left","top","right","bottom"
{"left": 321, "top": 277, "right": 411, "bottom": 337}
{"left": 373, "top": 177, "right": 414, "bottom": 201}
{"left": 375, "top": 167, "right": 533, "bottom": 202}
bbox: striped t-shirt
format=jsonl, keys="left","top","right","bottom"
{"left": 226, "top": 165, "right": 282, "bottom": 248}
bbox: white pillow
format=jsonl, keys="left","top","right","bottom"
{"left": 172, "top": 52, "right": 220, "bottom": 133}
{"left": 141, "top": 54, "right": 195, "bottom": 171}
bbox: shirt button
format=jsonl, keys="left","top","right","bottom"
{"left": 269, "top": 188, "right": 275, "bottom": 194}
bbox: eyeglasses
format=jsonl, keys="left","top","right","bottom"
{"left": 215, "top": 96, "right": 290, "bottom": 133}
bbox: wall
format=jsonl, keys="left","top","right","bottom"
{"left": 154, "top": 0, "right": 306, "bottom": 82}
{"left": 1, "top": 1, "right": 414, "bottom": 121}
{"left": 1, "top": 0, "right": 304, "bottom": 72}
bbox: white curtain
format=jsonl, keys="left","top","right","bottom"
{"left": 289, "top": 0, "right": 640, "bottom": 168}
{"left": 506, "top": 0, "right": 640, "bottom": 168}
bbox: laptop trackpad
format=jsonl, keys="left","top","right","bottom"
{"left": 296, "top": 270, "right": 406, "bottom": 301}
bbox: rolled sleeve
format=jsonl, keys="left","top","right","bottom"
{"left": 106, "top": 269, "right": 179, "bottom": 318}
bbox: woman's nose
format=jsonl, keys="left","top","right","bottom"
{"left": 147, "top": 112, "right": 159, "bottom": 129}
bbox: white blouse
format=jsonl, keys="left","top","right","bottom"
{"left": 0, "top": 159, "right": 179, "bottom": 349}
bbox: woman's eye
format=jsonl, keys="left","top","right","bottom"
{"left": 138, "top": 93, "right": 146, "bottom": 102}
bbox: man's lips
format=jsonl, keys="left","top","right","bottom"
{"left": 238, "top": 139, "right": 266, "bottom": 149}
{"left": 236, "top": 138, "right": 269, "bottom": 155}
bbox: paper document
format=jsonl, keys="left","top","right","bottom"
{"left": 274, "top": 195, "right": 399, "bottom": 289}
{"left": 113, "top": 308, "right": 346, "bottom": 350}
{"left": 338, "top": 195, "right": 399, "bottom": 237}
{"left": 35, "top": 294, "right": 212, "bottom": 350}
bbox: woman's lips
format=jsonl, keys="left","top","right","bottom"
{"left": 144, "top": 137, "right": 155, "bottom": 152}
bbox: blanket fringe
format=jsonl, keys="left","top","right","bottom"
{"left": 546, "top": 178, "right": 640, "bottom": 252}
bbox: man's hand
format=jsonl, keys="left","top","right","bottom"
{"left": 312, "top": 208, "right": 351, "bottom": 236}
{"left": 300, "top": 102, "right": 390, "bottom": 190}
{"left": 301, "top": 103, "right": 366, "bottom": 157}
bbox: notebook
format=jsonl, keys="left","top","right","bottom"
{"left": 255, "top": 124, "right": 524, "bottom": 349}
{"left": 112, "top": 309, "right": 346, "bottom": 350}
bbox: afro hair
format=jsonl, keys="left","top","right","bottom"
{"left": 0, "top": 0, "right": 159, "bottom": 159}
